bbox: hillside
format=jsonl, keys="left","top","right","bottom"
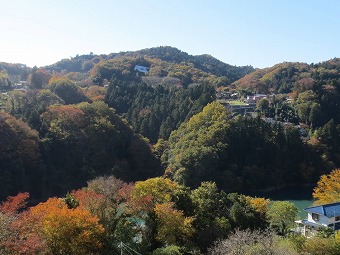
{"left": 44, "top": 46, "right": 254, "bottom": 87}
{"left": 1, "top": 49, "right": 339, "bottom": 199}
{"left": 232, "top": 58, "right": 340, "bottom": 94}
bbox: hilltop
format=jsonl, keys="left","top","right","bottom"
{"left": 231, "top": 58, "right": 340, "bottom": 94}
{"left": 41, "top": 46, "right": 254, "bottom": 87}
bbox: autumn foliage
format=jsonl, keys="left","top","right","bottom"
{"left": 29, "top": 198, "right": 105, "bottom": 255}
{"left": 313, "top": 168, "right": 340, "bottom": 205}
{"left": 0, "top": 194, "right": 104, "bottom": 255}
{"left": 154, "top": 202, "right": 194, "bottom": 245}
{"left": 0, "top": 192, "right": 29, "bottom": 213}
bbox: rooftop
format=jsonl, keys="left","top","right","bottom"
{"left": 305, "top": 202, "right": 340, "bottom": 218}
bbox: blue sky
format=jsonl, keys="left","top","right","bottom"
{"left": 0, "top": 0, "right": 339, "bottom": 68}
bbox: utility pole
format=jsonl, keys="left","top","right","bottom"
{"left": 118, "top": 241, "right": 123, "bottom": 255}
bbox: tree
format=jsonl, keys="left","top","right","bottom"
{"left": 0, "top": 193, "right": 47, "bottom": 255}
{"left": 313, "top": 169, "right": 340, "bottom": 205}
{"left": 0, "top": 192, "right": 29, "bottom": 214}
{"left": 41, "top": 104, "right": 86, "bottom": 140}
{"left": 303, "top": 237, "right": 340, "bottom": 255}
{"left": 208, "top": 228, "right": 295, "bottom": 255}
{"left": 48, "top": 77, "right": 88, "bottom": 104}
{"left": 267, "top": 201, "right": 298, "bottom": 235}
{"left": 7, "top": 89, "right": 64, "bottom": 130}
{"left": 154, "top": 202, "right": 194, "bottom": 246}
{"left": 73, "top": 176, "right": 144, "bottom": 254}
{"left": 29, "top": 67, "right": 51, "bottom": 89}
{"left": 190, "top": 182, "right": 232, "bottom": 251}
{"left": 152, "top": 245, "right": 182, "bottom": 255}
{"left": 28, "top": 197, "right": 105, "bottom": 255}
{"left": 0, "top": 70, "right": 12, "bottom": 91}
{"left": 0, "top": 112, "right": 41, "bottom": 199}
{"left": 257, "top": 98, "right": 270, "bottom": 114}
{"left": 85, "top": 85, "right": 106, "bottom": 101}
{"left": 133, "top": 177, "right": 179, "bottom": 205}
{"left": 245, "top": 196, "right": 270, "bottom": 217}
{"left": 167, "top": 102, "right": 229, "bottom": 187}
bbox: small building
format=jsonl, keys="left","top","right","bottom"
{"left": 13, "top": 81, "right": 29, "bottom": 89}
{"left": 295, "top": 202, "right": 340, "bottom": 237}
{"left": 134, "top": 65, "right": 150, "bottom": 73}
{"left": 246, "top": 94, "right": 267, "bottom": 103}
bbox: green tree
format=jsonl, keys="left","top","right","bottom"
{"left": 256, "top": 98, "right": 270, "bottom": 115}
{"left": 0, "top": 70, "right": 12, "bottom": 91}
{"left": 152, "top": 245, "right": 182, "bottom": 255}
{"left": 29, "top": 67, "right": 51, "bottom": 89}
{"left": 0, "top": 112, "right": 41, "bottom": 199}
{"left": 48, "top": 77, "right": 88, "bottom": 104}
{"left": 167, "top": 102, "right": 229, "bottom": 187}
{"left": 190, "top": 182, "right": 231, "bottom": 251}
{"left": 268, "top": 201, "right": 298, "bottom": 235}
{"left": 303, "top": 237, "right": 340, "bottom": 255}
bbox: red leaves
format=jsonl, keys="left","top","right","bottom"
{"left": 0, "top": 192, "right": 29, "bottom": 213}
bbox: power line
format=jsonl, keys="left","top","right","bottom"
{"left": 118, "top": 241, "right": 142, "bottom": 255}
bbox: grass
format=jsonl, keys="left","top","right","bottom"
{"left": 219, "top": 100, "right": 248, "bottom": 106}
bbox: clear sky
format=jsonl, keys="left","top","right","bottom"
{"left": 0, "top": 0, "right": 339, "bottom": 68}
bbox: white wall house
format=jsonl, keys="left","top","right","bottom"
{"left": 295, "top": 202, "right": 340, "bottom": 236}
{"left": 134, "top": 65, "right": 150, "bottom": 73}
{"left": 246, "top": 94, "right": 267, "bottom": 103}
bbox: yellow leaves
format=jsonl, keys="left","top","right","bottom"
{"left": 133, "top": 177, "right": 179, "bottom": 205}
{"left": 154, "top": 202, "right": 194, "bottom": 245}
{"left": 245, "top": 196, "right": 270, "bottom": 216}
{"left": 313, "top": 169, "right": 340, "bottom": 205}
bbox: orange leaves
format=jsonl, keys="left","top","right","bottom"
{"left": 28, "top": 197, "right": 105, "bottom": 255}
{"left": 0, "top": 194, "right": 105, "bottom": 255}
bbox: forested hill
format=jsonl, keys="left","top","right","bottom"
{"left": 1, "top": 48, "right": 339, "bottom": 200}
{"left": 43, "top": 46, "right": 254, "bottom": 86}
{"left": 230, "top": 58, "right": 340, "bottom": 131}
{"left": 122, "top": 46, "right": 255, "bottom": 81}
{"left": 232, "top": 58, "right": 340, "bottom": 94}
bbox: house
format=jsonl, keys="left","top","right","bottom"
{"left": 134, "top": 65, "right": 150, "bottom": 73}
{"left": 13, "top": 81, "right": 29, "bottom": 89}
{"left": 246, "top": 94, "right": 267, "bottom": 103}
{"left": 295, "top": 202, "right": 340, "bottom": 236}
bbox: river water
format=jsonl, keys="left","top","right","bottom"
{"left": 251, "top": 186, "right": 315, "bottom": 219}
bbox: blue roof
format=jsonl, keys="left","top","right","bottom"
{"left": 305, "top": 202, "right": 340, "bottom": 218}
